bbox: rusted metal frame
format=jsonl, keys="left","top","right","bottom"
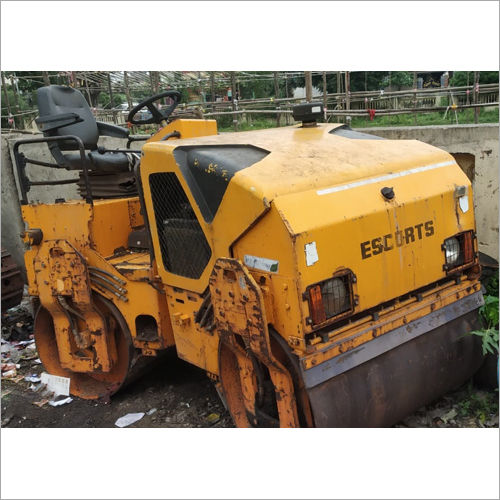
{"left": 23, "top": 157, "right": 63, "bottom": 168}
{"left": 224, "top": 339, "right": 259, "bottom": 425}
{"left": 35, "top": 240, "right": 117, "bottom": 372}
{"left": 302, "top": 282, "right": 483, "bottom": 374}
{"left": 304, "top": 274, "right": 480, "bottom": 348}
{"left": 12, "top": 135, "right": 93, "bottom": 205}
{"left": 56, "top": 295, "right": 89, "bottom": 348}
{"left": 1, "top": 250, "right": 24, "bottom": 311}
{"left": 302, "top": 290, "right": 484, "bottom": 389}
{"left": 211, "top": 258, "right": 300, "bottom": 427}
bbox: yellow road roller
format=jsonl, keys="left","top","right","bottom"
{"left": 13, "top": 85, "right": 484, "bottom": 427}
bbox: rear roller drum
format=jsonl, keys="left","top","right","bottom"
{"left": 35, "top": 294, "right": 140, "bottom": 400}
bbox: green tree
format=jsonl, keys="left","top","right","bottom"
{"left": 450, "top": 71, "right": 499, "bottom": 86}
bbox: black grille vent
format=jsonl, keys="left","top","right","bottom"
{"left": 149, "top": 172, "right": 211, "bottom": 279}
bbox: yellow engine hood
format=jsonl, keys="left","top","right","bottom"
{"left": 273, "top": 157, "right": 475, "bottom": 319}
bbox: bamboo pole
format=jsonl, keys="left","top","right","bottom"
{"left": 149, "top": 71, "right": 155, "bottom": 94}
{"left": 198, "top": 83, "right": 496, "bottom": 109}
{"left": 199, "top": 100, "right": 498, "bottom": 119}
{"left": 413, "top": 71, "right": 417, "bottom": 125}
{"left": 210, "top": 72, "right": 215, "bottom": 112}
{"left": 1, "top": 72, "right": 14, "bottom": 128}
{"left": 124, "top": 71, "right": 133, "bottom": 111}
{"left": 11, "top": 72, "right": 24, "bottom": 129}
{"left": 274, "top": 72, "right": 280, "bottom": 127}
{"left": 107, "top": 73, "right": 114, "bottom": 111}
{"left": 323, "top": 71, "right": 327, "bottom": 116}
{"left": 305, "top": 71, "right": 312, "bottom": 102}
{"left": 345, "top": 71, "right": 350, "bottom": 125}
{"left": 231, "top": 72, "right": 238, "bottom": 131}
{"left": 84, "top": 72, "right": 93, "bottom": 107}
{"left": 474, "top": 71, "right": 480, "bottom": 123}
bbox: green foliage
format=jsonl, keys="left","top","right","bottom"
{"left": 97, "top": 92, "right": 127, "bottom": 108}
{"left": 457, "top": 387, "right": 499, "bottom": 422}
{"left": 469, "top": 295, "right": 499, "bottom": 356}
{"left": 469, "top": 327, "right": 499, "bottom": 356}
{"left": 180, "top": 88, "right": 190, "bottom": 104}
{"left": 449, "top": 71, "right": 473, "bottom": 87}
{"left": 479, "top": 295, "right": 499, "bottom": 329}
{"left": 382, "top": 72, "right": 414, "bottom": 89}
{"left": 486, "top": 272, "right": 499, "bottom": 296}
{"left": 239, "top": 72, "right": 275, "bottom": 99}
{"left": 450, "top": 71, "right": 499, "bottom": 86}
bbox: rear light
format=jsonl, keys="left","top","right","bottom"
{"left": 442, "top": 230, "right": 476, "bottom": 272}
{"left": 306, "top": 271, "right": 355, "bottom": 326}
{"left": 309, "top": 285, "right": 326, "bottom": 324}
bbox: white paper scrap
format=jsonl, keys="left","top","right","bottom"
{"left": 305, "top": 242, "right": 319, "bottom": 266}
{"left": 115, "top": 412, "right": 145, "bottom": 428}
{"left": 40, "top": 373, "right": 70, "bottom": 396}
{"left": 459, "top": 195, "right": 469, "bottom": 213}
{"left": 49, "top": 397, "right": 73, "bottom": 407}
{"left": 25, "top": 375, "right": 41, "bottom": 383}
{"left": 244, "top": 255, "right": 279, "bottom": 273}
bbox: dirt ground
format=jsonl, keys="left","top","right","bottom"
{"left": 1, "top": 299, "right": 498, "bottom": 429}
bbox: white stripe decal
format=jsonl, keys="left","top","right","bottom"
{"left": 316, "top": 161, "right": 455, "bottom": 196}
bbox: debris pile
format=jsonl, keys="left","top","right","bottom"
{"left": 1, "top": 292, "right": 37, "bottom": 382}
{"left": 396, "top": 386, "right": 499, "bottom": 428}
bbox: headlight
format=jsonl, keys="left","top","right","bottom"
{"left": 444, "top": 237, "right": 461, "bottom": 265}
{"left": 321, "top": 278, "right": 349, "bottom": 318}
{"left": 307, "top": 271, "right": 355, "bottom": 326}
{"left": 442, "top": 231, "right": 476, "bottom": 272}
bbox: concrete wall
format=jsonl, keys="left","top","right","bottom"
{"left": 358, "top": 124, "right": 499, "bottom": 260}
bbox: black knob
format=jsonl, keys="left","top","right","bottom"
{"left": 381, "top": 187, "right": 395, "bottom": 200}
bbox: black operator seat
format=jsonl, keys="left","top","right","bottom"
{"left": 35, "top": 85, "right": 134, "bottom": 173}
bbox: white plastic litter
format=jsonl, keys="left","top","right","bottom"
{"left": 115, "top": 412, "right": 145, "bottom": 427}
{"left": 18, "top": 340, "right": 35, "bottom": 346}
{"left": 25, "top": 374, "right": 41, "bottom": 383}
{"left": 147, "top": 408, "right": 157, "bottom": 416}
{"left": 49, "top": 397, "right": 73, "bottom": 407}
{"left": 40, "top": 372, "right": 70, "bottom": 396}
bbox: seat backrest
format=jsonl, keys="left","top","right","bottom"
{"left": 37, "top": 85, "right": 99, "bottom": 150}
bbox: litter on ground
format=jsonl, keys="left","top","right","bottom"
{"left": 49, "top": 397, "right": 73, "bottom": 407}
{"left": 115, "top": 412, "right": 145, "bottom": 428}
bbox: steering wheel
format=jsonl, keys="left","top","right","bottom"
{"left": 127, "top": 90, "right": 181, "bottom": 125}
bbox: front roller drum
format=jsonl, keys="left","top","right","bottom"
{"left": 306, "top": 308, "right": 484, "bottom": 427}
{"left": 35, "top": 294, "right": 146, "bottom": 400}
